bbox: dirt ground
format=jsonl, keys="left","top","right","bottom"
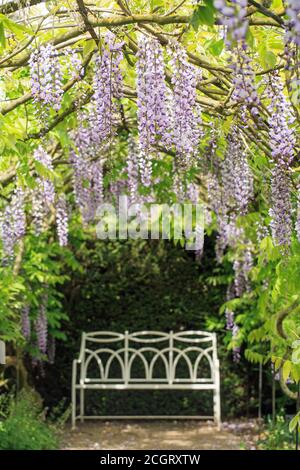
{"left": 62, "top": 420, "right": 258, "bottom": 450}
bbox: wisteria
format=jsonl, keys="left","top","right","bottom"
{"left": 34, "top": 146, "right": 55, "bottom": 206}
{"left": 269, "top": 165, "right": 293, "bottom": 247}
{"left": 126, "top": 137, "right": 139, "bottom": 203}
{"left": 286, "top": 1, "right": 300, "bottom": 46}
{"left": 206, "top": 172, "right": 229, "bottom": 261}
{"left": 172, "top": 170, "right": 185, "bottom": 203}
{"left": 233, "top": 247, "right": 253, "bottom": 298}
{"left": 214, "top": 0, "right": 248, "bottom": 46}
{"left": 70, "top": 145, "right": 105, "bottom": 223}
{"left": 1, "top": 205, "right": 15, "bottom": 261}
{"left": 29, "top": 44, "right": 63, "bottom": 114}
{"left": 138, "top": 150, "right": 152, "bottom": 188}
{"left": 221, "top": 129, "right": 253, "bottom": 215}
{"left": 136, "top": 35, "right": 170, "bottom": 183}
{"left": 70, "top": 150, "right": 91, "bottom": 223}
{"left": 267, "top": 74, "right": 295, "bottom": 168}
{"left": 1, "top": 186, "right": 26, "bottom": 262}
{"left": 12, "top": 187, "right": 26, "bottom": 240}
{"left": 187, "top": 182, "right": 198, "bottom": 205}
{"left": 35, "top": 299, "right": 48, "bottom": 355}
{"left": 267, "top": 74, "right": 295, "bottom": 247}
{"left": 255, "top": 220, "right": 270, "bottom": 243}
{"left": 64, "top": 48, "right": 84, "bottom": 80}
{"left": 225, "top": 286, "right": 241, "bottom": 362}
{"left": 91, "top": 160, "right": 104, "bottom": 208}
{"left": 31, "top": 189, "right": 46, "bottom": 235}
{"left": 56, "top": 195, "right": 68, "bottom": 246}
{"left": 232, "top": 324, "right": 241, "bottom": 362}
{"left": 169, "top": 43, "right": 202, "bottom": 167}
{"left": 31, "top": 147, "right": 55, "bottom": 234}
{"left": 230, "top": 46, "right": 260, "bottom": 120}
{"left": 91, "top": 32, "right": 123, "bottom": 144}
{"left": 21, "top": 305, "right": 31, "bottom": 340}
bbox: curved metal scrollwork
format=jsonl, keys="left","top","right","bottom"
{"left": 72, "top": 330, "right": 221, "bottom": 429}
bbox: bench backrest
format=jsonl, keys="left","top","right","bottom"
{"left": 78, "top": 330, "right": 219, "bottom": 385}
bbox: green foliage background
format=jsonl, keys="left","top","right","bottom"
{"left": 26, "top": 233, "right": 279, "bottom": 418}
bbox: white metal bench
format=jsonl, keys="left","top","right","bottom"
{"left": 72, "top": 330, "right": 221, "bottom": 429}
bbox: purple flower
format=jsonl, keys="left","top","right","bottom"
{"left": 214, "top": 0, "right": 248, "bottom": 46}
{"left": 136, "top": 35, "right": 170, "bottom": 184}
{"left": 269, "top": 164, "right": 293, "bottom": 247}
{"left": 225, "top": 308, "right": 241, "bottom": 362}
{"left": 31, "top": 146, "right": 55, "bottom": 234}
{"left": 1, "top": 186, "right": 26, "bottom": 262}
{"left": 56, "top": 195, "right": 68, "bottom": 246}
{"left": 221, "top": 128, "right": 254, "bottom": 216}
{"left": 29, "top": 44, "right": 63, "bottom": 114}
{"left": 63, "top": 47, "right": 84, "bottom": 80}
{"left": 21, "top": 305, "right": 31, "bottom": 340}
{"left": 35, "top": 299, "right": 48, "bottom": 355}
{"left": 91, "top": 32, "right": 123, "bottom": 145}
{"left": 169, "top": 43, "right": 203, "bottom": 167}
{"left": 230, "top": 45, "right": 260, "bottom": 121}
{"left": 267, "top": 73, "right": 295, "bottom": 247}
{"left": 286, "top": 1, "right": 300, "bottom": 46}
{"left": 126, "top": 137, "right": 139, "bottom": 203}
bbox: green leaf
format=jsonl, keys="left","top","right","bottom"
{"left": 190, "top": 0, "right": 215, "bottom": 31}
{"left": 83, "top": 39, "right": 96, "bottom": 57}
{"left": 289, "top": 412, "right": 300, "bottom": 433}
{"left": 208, "top": 38, "right": 224, "bottom": 56}
{"left": 0, "top": 22, "right": 6, "bottom": 48}
{"left": 282, "top": 360, "right": 292, "bottom": 382}
{"left": 0, "top": 14, "right": 31, "bottom": 37}
{"left": 291, "top": 364, "right": 300, "bottom": 383}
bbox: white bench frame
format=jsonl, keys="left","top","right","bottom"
{"left": 72, "top": 330, "right": 221, "bottom": 429}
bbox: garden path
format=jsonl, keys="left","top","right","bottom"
{"left": 62, "top": 421, "right": 257, "bottom": 450}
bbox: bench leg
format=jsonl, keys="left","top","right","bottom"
{"left": 80, "top": 388, "right": 84, "bottom": 423}
{"left": 71, "top": 385, "right": 76, "bottom": 429}
{"left": 71, "top": 360, "right": 77, "bottom": 429}
{"left": 213, "top": 388, "right": 221, "bottom": 430}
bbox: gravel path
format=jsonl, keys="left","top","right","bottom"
{"left": 62, "top": 421, "right": 253, "bottom": 450}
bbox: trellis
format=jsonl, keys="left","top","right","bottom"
{"left": 0, "top": 1, "right": 300, "bottom": 403}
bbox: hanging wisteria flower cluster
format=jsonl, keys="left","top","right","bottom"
{"left": 267, "top": 73, "right": 296, "bottom": 247}
{"left": 136, "top": 35, "right": 170, "bottom": 185}
{"left": 70, "top": 146, "right": 104, "bottom": 224}
{"left": 0, "top": 186, "right": 26, "bottom": 262}
{"left": 206, "top": 127, "right": 253, "bottom": 261}
{"left": 286, "top": 1, "right": 300, "bottom": 46}
{"left": 225, "top": 309, "right": 241, "bottom": 362}
{"left": 32, "top": 146, "right": 55, "bottom": 234}
{"left": 214, "top": 0, "right": 248, "bottom": 46}
{"left": 230, "top": 45, "right": 260, "bottom": 121}
{"left": 221, "top": 128, "right": 254, "bottom": 215}
{"left": 91, "top": 32, "right": 123, "bottom": 145}
{"left": 35, "top": 297, "right": 48, "bottom": 355}
{"left": 0, "top": 145, "right": 71, "bottom": 256}
{"left": 169, "top": 42, "right": 203, "bottom": 167}
{"left": 233, "top": 245, "right": 253, "bottom": 297}
{"left": 21, "top": 304, "right": 31, "bottom": 340}
{"left": 63, "top": 47, "right": 84, "bottom": 80}
{"left": 29, "top": 44, "right": 63, "bottom": 114}
{"left": 126, "top": 137, "right": 139, "bottom": 203}
{"left": 56, "top": 195, "right": 68, "bottom": 246}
